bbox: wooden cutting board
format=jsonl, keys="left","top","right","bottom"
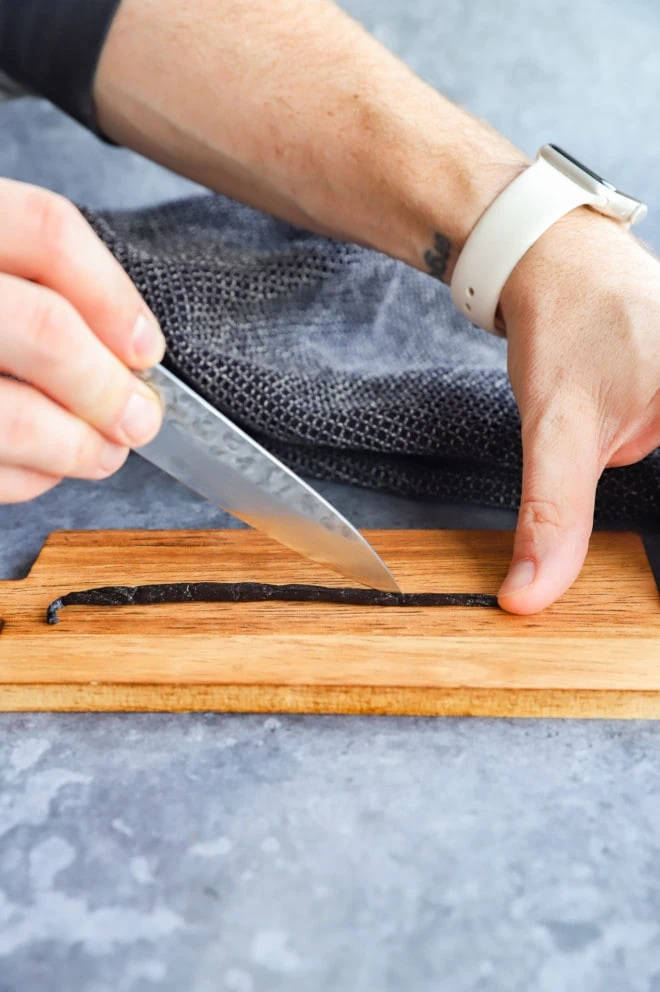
{"left": 1, "top": 529, "right": 658, "bottom": 717}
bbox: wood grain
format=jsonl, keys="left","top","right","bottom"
{"left": 0, "top": 529, "right": 658, "bottom": 716}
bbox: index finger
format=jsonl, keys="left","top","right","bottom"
{"left": 0, "top": 179, "right": 165, "bottom": 369}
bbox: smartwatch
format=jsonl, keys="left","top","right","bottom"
{"left": 450, "top": 144, "right": 648, "bottom": 336}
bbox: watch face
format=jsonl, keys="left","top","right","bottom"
{"left": 548, "top": 144, "right": 617, "bottom": 191}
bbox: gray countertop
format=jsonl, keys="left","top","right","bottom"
{"left": 2, "top": 1, "right": 660, "bottom": 989}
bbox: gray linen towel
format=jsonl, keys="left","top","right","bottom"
{"left": 81, "top": 194, "right": 659, "bottom": 528}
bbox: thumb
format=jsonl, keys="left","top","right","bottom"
{"left": 498, "top": 414, "right": 600, "bottom": 615}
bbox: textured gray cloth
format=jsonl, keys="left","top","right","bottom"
{"left": 83, "top": 195, "right": 659, "bottom": 528}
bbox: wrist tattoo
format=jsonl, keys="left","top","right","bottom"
{"left": 424, "top": 232, "right": 451, "bottom": 282}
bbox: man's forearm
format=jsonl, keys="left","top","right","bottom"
{"left": 95, "top": 0, "right": 529, "bottom": 282}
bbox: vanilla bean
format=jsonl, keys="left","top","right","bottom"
{"left": 46, "top": 582, "right": 498, "bottom": 624}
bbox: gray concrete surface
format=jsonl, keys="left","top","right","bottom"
{"left": 1, "top": 1, "right": 660, "bottom": 989}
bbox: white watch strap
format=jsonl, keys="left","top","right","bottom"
{"left": 450, "top": 156, "right": 601, "bottom": 335}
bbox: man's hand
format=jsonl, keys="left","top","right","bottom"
{"left": 0, "top": 178, "right": 164, "bottom": 503}
{"left": 497, "top": 209, "right": 660, "bottom": 613}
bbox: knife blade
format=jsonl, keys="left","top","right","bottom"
{"left": 135, "top": 364, "right": 400, "bottom": 592}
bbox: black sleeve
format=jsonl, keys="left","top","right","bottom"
{"left": 0, "top": 0, "right": 122, "bottom": 140}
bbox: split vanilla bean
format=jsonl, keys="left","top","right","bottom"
{"left": 46, "top": 582, "right": 499, "bottom": 624}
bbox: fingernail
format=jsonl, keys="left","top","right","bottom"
{"left": 98, "top": 442, "right": 129, "bottom": 476}
{"left": 120, "top": 384, "right": 162, "bottom": 445}
{"left": 132, "top": 312, "right": 166, "bottom": 363}
{"left": 498, "top": 559, "right": 536, "bottom": 597}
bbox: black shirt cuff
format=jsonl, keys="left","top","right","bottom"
{"left": 0, "top": 0, "right": 123, "bottom": 142}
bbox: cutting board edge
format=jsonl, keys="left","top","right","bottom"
{"left": 35, "top": 526, "right": 645, "bottom": 545}
{"left": 3, "top": 682, "right": 660, "bottom": 718}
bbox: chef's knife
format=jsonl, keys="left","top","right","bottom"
{"left": 135, "top": 364, "right": 400, "bottom": 592}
